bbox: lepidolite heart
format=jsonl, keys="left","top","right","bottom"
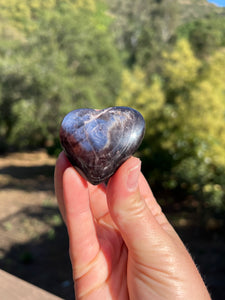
{"left": 60, "top": 106, "right": 145, "bottom": 185}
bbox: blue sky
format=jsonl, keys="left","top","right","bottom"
{"left": 207, "top": 0, "right": 225, "bottom": 6}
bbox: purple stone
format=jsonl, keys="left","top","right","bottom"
{"left": 60, "top": 106, "right": 145, "bottom": 185}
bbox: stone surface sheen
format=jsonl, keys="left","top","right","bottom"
{"left": 60, "top": 106, "right": 145, "bottom": 185}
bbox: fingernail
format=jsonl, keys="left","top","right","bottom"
{"left": 127, "top": 161, "right": 141, "bottom": 191}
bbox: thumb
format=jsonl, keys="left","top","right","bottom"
{"left": 106, "top": 157, "right": 170, "bottom": 258}
{"left": 106, "top": 157, "right": 212, "bottom": 300}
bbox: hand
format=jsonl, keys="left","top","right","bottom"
{"left": 55, "top": 152, "right": 211, "bottom": 300}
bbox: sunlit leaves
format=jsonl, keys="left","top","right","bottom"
{"left": 0, "top": 0, "right": 122, "bottom": 148}
{"left": 116, "top": 68, "right": 165, "bottom": 122}
{"left": 163, "top": 39, "right": 200, "bottom": 89}
{"left": 116, "top": 36, "right": 225, "bottom": 210}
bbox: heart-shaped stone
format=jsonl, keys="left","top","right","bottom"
{"left": 60, "top": 106, "right": 145, "bottom": 185}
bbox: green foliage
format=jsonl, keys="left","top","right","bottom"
{"left": 117, "top": 37, "right": 225, "bottom": 213}
{"left": 0, "top": 0, "right": 122, "bottom": 149}
{"left": 107, "top": 0, "right": 179, "bottom": 71}
{"left": 163, "top": 39, "right": 200, "bottom": 90}
{"left": 1, "top": 0, "right": 225, "bottom": 216}
{"left": 117, "top": 68, "right": 165, "bottom": 118}
{"left": 162, "top": 41, "right": 225, "bottom": 212}
{"left": 177, "top": 15, "right": 225, "bottom": 58}
{"left": 0, "top": 0, "right": 96, "bottom": 33}
{"left": 178, "top": 0, "right": 225, "bottom": 22}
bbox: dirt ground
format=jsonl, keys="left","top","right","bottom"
{"left": 0, "top": 150, "right": 224, "bottom": 299}
{"left": 0, "top": 150, "right": 74, "bottom": 299}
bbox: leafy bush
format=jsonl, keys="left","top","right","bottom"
{"left": 117, "top": 39, "right": 225, "bottom": 214}
{"left": 0, "top": 1, "right": 122, "bottom": 150}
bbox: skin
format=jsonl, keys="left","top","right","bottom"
{"left": 54, "top": 152, "right": 211, "bottom": 300}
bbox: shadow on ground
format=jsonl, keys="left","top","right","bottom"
{"left": 175, "top": 226, "right": 225, "bottom": 300}
{"left": 0, "top": 164, "right": 55, "bottom": 191}
{"left": 0, "top": 205, "right": 75, "bottom": 300}
{"left": 0, "top": 152, "right": 74, "bottom": 299}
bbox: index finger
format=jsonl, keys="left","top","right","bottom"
{"left": 54, "top": 152, "right": 71, "bottom": 223}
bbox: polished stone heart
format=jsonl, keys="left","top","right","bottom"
{"left": 60, "top": 106, "right": 145, "bottom": 185}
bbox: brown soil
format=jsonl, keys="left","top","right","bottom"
{"left": 0, "top": 150, "right": 224, "bottom": 300}
{"left": 0, "top": 150, "right": 74, "bottom": 299}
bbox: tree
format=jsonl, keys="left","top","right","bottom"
{"left": 0, "top": 0, "right": 96, "bottom": 33}
{"left": 161, "top": 40, "right": 225, "bottom": 210}
{"left": 116, "top": 68, "right": 165, "bottom": 121}
{"left": 107, "top": 0, "right": 179, "bottom": 71}
{"left": 0, "top": 1, "right": 122, "bottom": 150}
{"left": 117, "top": 38, "right": 225, "bottom": 212}
{"left": 176, "top": 15, "right": 225, "bottom": 58}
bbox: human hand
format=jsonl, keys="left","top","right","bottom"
{"left": 55, "top": 152, "right": 211, "bottom": 300}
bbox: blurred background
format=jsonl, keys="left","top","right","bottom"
{"left": 0, "top": 0, "right": 225, "bottom": 299}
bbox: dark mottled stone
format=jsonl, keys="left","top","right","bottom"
{"left": 60, "top": 106, "right": 145, "bottom": 185}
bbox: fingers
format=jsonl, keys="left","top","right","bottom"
{"left": 87, "top": 182, "right": 108, "bottom": 220}
{"left": 55, "top": 152, "right": 100, "bottom": 275}
{"left": 138, "top": 172, "right": 177, "bottom": 236}
{"left": 63, "top": 166, "right": 100, "bottom": 276}
{"left": 54, "top": 152, "right": 71, "bottom": 223}
{"left": 55, "top": 152, "right": 109, "bottom": 222}
{"left": 106, "top": 157, "right": 172, "bottom": 256}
